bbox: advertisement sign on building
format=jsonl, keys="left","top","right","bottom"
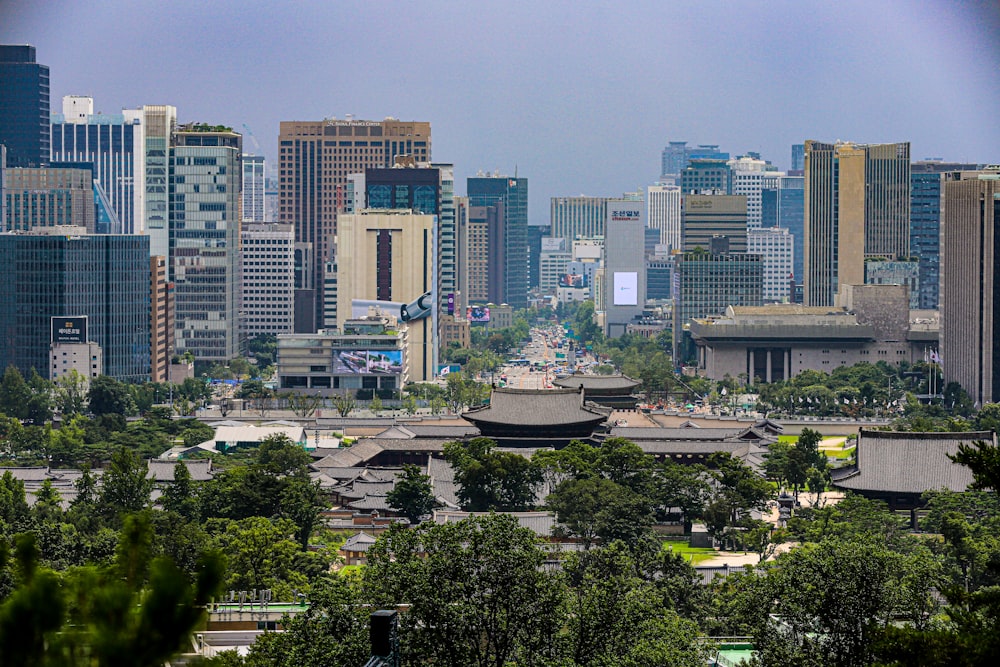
{"left": 613, "top": 272, "right": 638, "bottom": 306}
{"left": 331, "top": 350, "right": 403, "bottom": 375}
{"left": 467, "top": 306, "right": 491, "bottom": 323}
{"left": 51, "top": 316, "right": 88, "bottom": 343}
{"left": 541, "top": 237, "right": 567, "bottom": 253}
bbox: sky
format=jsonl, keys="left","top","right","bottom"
{"left": 2, "top": 0, "right": 999, "bottom": 224}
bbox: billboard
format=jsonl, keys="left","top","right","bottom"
{"left": 541, "top": 237, "right": 566, "bottom": 253}
{"left": 559, "top": 273, "right": 586, "bottom": 288}
{"left": 331, "top": 350, "right": 403, "bottom": 375}
{"left": 467, "top": 306, "right": 491, "bottom": 323}
{"left": 51, "top": 316, "right": 88, "bottom": 343}
{"left": 613, "top": 272, "right": 638, "bottom": 306}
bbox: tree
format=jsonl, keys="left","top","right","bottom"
{"left": 161, "top": 461, "right": 200, "bottom": 521}
{"left": 443, "top": 437, "right": 542, "bottom": 511}
{"left": 211, "top": 516, "right": 307, "bottom": 599}
{"left": 950, "top": 439, "right": 1000, "bottom": 493}
{"left": 0, "top": 517, "right": 224, "bottom": 667}
{"left": 333, "top": 393, "right": 356, "bottom": 419}
{"left": 369, "top": 393, "right": 383, "bottom": 416}
{"left": 363, "top": 514, "right": 565, "bottom": 667}
{"left": 704, "top": 452, "right": 776, "bottom": 544}
{"left": 98, "top": 447, "right": 153, "bottom": 521}
{"left": 87, "top": 376, "right": 136, "bottom": 416}
{"left": 401, "top": 394, "right": 417, "bottom": 415}
{"left": 0, "top": 365, "right": 30, "bottom": 420}
{"left": 24, "top": 370, "right": 53, "bottom": 425}
{"left": 284, "top": 391, "right": 321, "bottom": 419}
{"left": 243, "top": 576, "right": 369, "bottom": 667}
{"left": 386, "top": 464, "right": 437, "bottom": 523}
{"left": 54, "top": 370, "right": 88, "bottom": 417}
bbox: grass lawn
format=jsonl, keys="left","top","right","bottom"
{"left": 777, "top": 435, "right": 798, "bottom": 443}
{"left": 661, "top": 539, "right": 717, "bottom": 565}
{"left": 338, "top": 564, "right": 365, "bottom": 577}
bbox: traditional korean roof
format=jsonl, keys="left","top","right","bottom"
{"left": 608, "top": 426, "right": 773, "bottom": 443}
{"left": 341, "top": 532, "right": 378, "bottom": 553}
{"left": 831, "top": 430, "right": 986, "bottom": 495}
{"left": 552, "top": 374, "right": 640, "bottom": 392}
{"left": 463, "top": 388, "right": 608, "bottom": 439}
{"left": 374, "top": 423, "right": 480, "bottom": 439}
{"left": 146, "top": 459, "right": 214, "bottom": 482}
{"left": 432, "top": 510, "right": 559, "bottom": 538}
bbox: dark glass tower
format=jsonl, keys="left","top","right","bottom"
{"left": 0, "top": 45, "right": 49, "bottom": 168}
{"left": 467, "top": 175, "right": 528, "bottom": 309}
{"left": 0, "top": 230, "right": 151, "bottom": 382}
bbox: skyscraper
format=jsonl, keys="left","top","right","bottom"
{"left": 681, "top": 194, "right": 748, "bottom": 254}
{"left": 0, "top": 227, "right": 151, "bottom": 382}
{"left": 0, "top": 45, "right": 49, "bottom": 168}
{"left": 603, "top": 201, "right": 646, "bottom": 337}
{"left": 941, "top": 171, "right": 1000, "bottom": 407}
{"left": 278, "top": 117, "right": 431, "bottom": 330}
{"left": 169, "top": 126, "right": 242, "bottom": 361}
{"left": 4, "top": 166, "right": 96, "bottom": 232}
{"left": 142, "top": 105, "right": 177, "bottom": 257}
{"left": 550, "top": 195, "right": 614, "bottom": 247}
{"left": 336, "top": 210, "right": 438, "bottom": 381}
{"left": 468, "top": 174, "right": 528, "bottom": 309}
{"left": 363, "top": 162, "right": 456, "bottom": 319}
{"left": 50, "top": 96, "right": 146, "bottom": 234}
{"left": 242, "top": 154, "right": 266, "bottom": 223}
{"left": 241, "top": 223, "right": 295, "bottom": 338}
{"left": 647, "top": 184, "right": 682, "bottom": 252}
{"left": 729, "top": 156, "right": 779, "bottom": 229}
{"left": 680, "top": 158, "right": 732, "bottom": 195}
{"left": 803, "top": 141, "right": 910, "bottom": 306}
{"left": 660, "top": 141, "right": 728, "bottom": 182}
{"left": 748, "top": 227, "right": 793, "bottom": 303}
{"left": 791, "top": 144, "right": 805, "bottom": 172}
{"left": 910, "top": 160, "right": 980, "bottom": 310}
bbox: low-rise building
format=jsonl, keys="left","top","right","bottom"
{"left": 277, "top": 312, "right": 407, "bottom": 398}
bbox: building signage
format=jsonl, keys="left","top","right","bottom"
{"left": 613, "top": 272, "right": 639, "bottom": 306}
{"left": 51, "top": 316, "right": 87, "bottom": 343}
{"left": 607, "top": 202, "right": 644, "bottom": 224}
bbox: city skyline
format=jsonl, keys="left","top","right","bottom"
{"left": 2, "top": 1, "right": 997, "bottom": 224}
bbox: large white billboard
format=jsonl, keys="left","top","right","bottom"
{"left": 613, "top": 271, "right": 638, "bottom": 306}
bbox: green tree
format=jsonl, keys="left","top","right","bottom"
{"left": 243, "top": 576, "right": 369, "bottom": 667}
{"left": 54, "top": 369, "right": 88, "bottom": 417}
{"left": 386, "top": 464, "right": 437, "bottom": 523}
{"left": 24, "top": 370, "right": 53, "bottom": 425}
{"left": 0, "top": 365, "right": 30, "bottom": 420}
{"left": 443, "top": 437, "right": 542, "bottom": 511}
{"left": 98, "top": 447, "right": 153, "bottom": 521}
{"left": 364, "top": 514, "right": 565, "bottom": 667}
{"left": 401, "top": 393, "right": 417, "bottom": 415}
{"left": 87, "top": 376, "right": 136, "bottom": 416}
{"left": 284, "top": 391, "right": 321, "bottom": 419}
{"left": 333, "top": 393, "right": 356, "bottom": 419}
{"left": 161, "top": 461, "right": 200, "bottom": 521}
{"left": 369, "top": 393, "right": 383, "bottom": 416}
{"left": 210, "top": 516, "right": 304, "bottom": 597}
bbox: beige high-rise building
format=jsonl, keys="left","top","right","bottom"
{"left": 278, "top": 117, "right": 431, "bottom": 331}
{"left": 336, "top": 210, "right": 437, "bottom": 382}
{"left": 941, "top": 171, "right": 1000, "bottom": 407}
{"left": 150, "top": 255, "right": 173, "bottom": 384}
{"left": 804, "top": 141, "right": 910, "bottom": 306}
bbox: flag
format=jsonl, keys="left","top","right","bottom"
{"left": 721, "top": 387, "right": 728, "bottom": 396}
{"left": 930, "top": 349, "right": 941, "bottom": 364}
{"left": 439, "top": 367, "right": 451, "bottom": 376}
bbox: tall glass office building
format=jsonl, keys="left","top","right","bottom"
{"left": 0, "top": 45, "right": 49, "bottom": 168}
{"left": 0, "top": 229, "right": 151, "bottom": 381}
{"left": 468, "top": 175, "right": 528, "bottom": 309}
{"left": 169, "top": 127, "right": 242, "bottom": 362}
{"left": 51, "top": 98, "right": 145, "bottom": 234}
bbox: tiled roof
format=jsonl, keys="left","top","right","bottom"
{"left": 832, "top": 430, "right": 986, "bottom": 495}
{"left": 552, "top": 374, "right": 640, "bottom": 391}
{"left": 432, "top": 510, "right": 559, "bottom": 537}
{"left": 374, "top": 424, "right": 480, "bottom": 439}
{"left": 463, "top": 388, "right": 607, "bottom": 427}
{"left": 341, "top": 532, "right": 378, "bottom": 552}
{"left": 347, "top": 494, "right": 392, "bottom": 511}
{"left": 609, "top": 426, "right": 768, "bottom": 442}
{"left": 147, "top": 459, "right": 214, "bottom": 482}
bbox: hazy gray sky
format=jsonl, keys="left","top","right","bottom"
{"left": 3, "top": 0, "right": 998, "bottom": 223}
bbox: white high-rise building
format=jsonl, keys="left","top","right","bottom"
{"left": 142, "top": 105, "right": 177, "bottom": 258}
{"left": 242, "top": 154, "right": 266, "bottom": 222}
{"left": 730, "top": 156, "right": 781, "bottom": 230}
{"left": 539, "top": 237, "right": 571, "bottom": 293}
{"left": 241, "top": 223, "right": 295, "bottom": 338}
{"left": 748, "top": 226, "right": 794, "bottom": 303}
{"left": 647, "top": 184, "right": 681, "bottom": 252}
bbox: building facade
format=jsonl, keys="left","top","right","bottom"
{"left": 241, "top": 223, "right": 295, "bottom": 338}
{"left": 0, "top": 228, "right": 151, "bottom": 382}
{"left": 682, "top": 194, "right": 748, "bottom": 254}
{"left": 468, "top": 175, "right": 528, "bottom": 309}
{"left": 910, "top": 161, "right": 980, "bottom": 310}
{"left": 804, "top": 141, "right": 910, "bottom": 307}
{"left": 603, "top": 201, "right": 647, "bottom": 337}
{"left": 0, "top": 45, "right": 49, "bottom": 168}
{"left": 336, "top": 210, "right": 437, "bottom": 382}
{"left": 278, "top": 117, "right": 431, "bottom": 330}
{"left": 661, "top": 141, "right": 728, "bottom": 182}
{"left": 647, "top": 184, "right": 682, "bottom": 252}
{"left": 50, "top": 96, "right": 145, "bottom": 234}
{"left": 748, "top": 227, "right": 793, "bottom": 303}
{"left": 4, "top": 166, "right": 96, "bottom": 232}
{"left": 550, "top": 195, "right": 613, "bottom": 247}
{"left": 680, "top": 158, "right": 731, "bottom": 195}
{"left": 941, "top": 172, "right": 1000, "bottom": 406}
{"left": 150, "top": 255, "right": 173, "bottom": 384}
{"left": 242, "top": 154, "right": 266, "bottom": 223}
{"left": 169, "top": 127, "right": 242, "bottom": 362}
